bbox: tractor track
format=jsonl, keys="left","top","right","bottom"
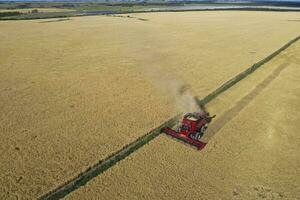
{"left": 206, "top": 61, "right": 290, "bottom": 140}
{"left": 39, "top": 36, "right": 300, "bottom": 200}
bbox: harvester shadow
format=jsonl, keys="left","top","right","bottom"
{"left": 204, "top": 61, "right": 289, "bottom": 142}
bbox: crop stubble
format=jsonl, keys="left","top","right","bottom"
{"left": 65, "top": 36, "right": 300, "bottom": 200}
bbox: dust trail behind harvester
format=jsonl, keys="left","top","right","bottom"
{"left": 144, "top": 67, "right": 204, "bottom": 114}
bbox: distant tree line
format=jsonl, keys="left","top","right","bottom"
{"left": 0, "top": 9, "right": 39, "bottom": 18}
{"left": 0, "top": 11, "right": 21, "bottom": 17}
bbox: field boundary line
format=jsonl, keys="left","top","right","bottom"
{"left": 199, "top": 36, "right": 300, "bottom": 105}
{"left": 39, "top": 115, "right": 181, "bottom": 200}
{"left": 39, "top": 36, "right": 300, "bottom": 200}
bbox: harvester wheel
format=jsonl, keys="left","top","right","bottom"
{"left": 194, "top": 132, "right": 202, "bottom": 141}
{"left": 200, "top": 125, "right": 208, "bottom": 134}
{"left": 195, "top": 125, "right": 208, "bottom": 141}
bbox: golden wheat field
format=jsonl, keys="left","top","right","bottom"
{"left": 65, "top": 40, "right": 300, "bottom": 200}
{"left": 0, "top": 11, "right": 300, "bottom": 199}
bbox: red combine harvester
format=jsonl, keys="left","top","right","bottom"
{"left": 161, "top": 111, "right": 216, "bottom": 150}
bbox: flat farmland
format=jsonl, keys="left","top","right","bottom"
{"left": 0, "top": 11, "right": 300, "bottom": 199}
{"left": 65, "top": 40, "right": 300, "bottom": 200}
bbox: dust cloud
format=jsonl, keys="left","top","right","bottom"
{"left": 144, "top": 67, "right": 203, "bottom": 114}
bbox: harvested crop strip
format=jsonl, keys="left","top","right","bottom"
{"left": 39, "top": 36, "right": 300, "bottom": 200}
{"left": 199, "top": 35, "right": 300, "bottom": 105}
{"left": 65, "top": 42, "right": 300, "bottom": 200}
{"left": 39, "top": 115, "right": 180, "bottom": 200}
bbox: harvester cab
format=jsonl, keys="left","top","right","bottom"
{"left": 161, "top": 111, "right": 216, "bottom": 150}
